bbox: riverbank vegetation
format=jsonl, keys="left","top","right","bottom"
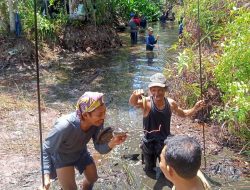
{"left": 0, "top": 0, "right": 162, "bottom": 41}
{"left": 171, "top": 0, "right": 249, "bottom": 148}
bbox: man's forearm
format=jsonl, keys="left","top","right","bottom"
{"left": 183, "top": 106, "right": 198, "bottom": 117}
{"left": 129, "top": 94, "right": 139, "bottom": 106}
{"left": 95, "top": 143, "right": 112, "bottom": 154}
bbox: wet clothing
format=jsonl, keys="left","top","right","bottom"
{"left": 160, "top": 14, "right": 167, "bottom": 23}
{"left": 146, "top": 34, "right": 157, "bottom": 51}
{"left": 43, "top": 112, "right": 111, "bottom": 177}
{"left": 146, "top": 51, "right": 154, "bottom": 66}
{"left": 130, "top": 32, "right": 137, "bottom": 44}
{"left": 129, "top": 18, "right": 138, "bottom": 44}
{"left": 141, "top": 97, "right": 172, "bottom": 171}
{"left": 172, "top": 171, "right": 211, "bottom": 190}
{"left": 133, "top": 17, "right": 141, "bottom": 26}
{"left": 143, "top": 97, "right": 171, "bottom": 141}
{"left": 15, "top": 13, "right": 21, "bottom": 36}
{"left": 140, "top": 18, "right": 147, "bottom": 29}
{"left": 179, "top": 22, "right": 183, "bottom": 35}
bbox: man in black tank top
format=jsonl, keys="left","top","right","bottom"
{"left": 129, "top": 73, "right": 205, "bottom": 177}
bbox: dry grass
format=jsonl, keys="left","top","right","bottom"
{"left": 0, "top": 92, "right": 47, "bottom": 112}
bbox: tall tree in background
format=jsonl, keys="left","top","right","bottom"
{"left": 0, "top": 1, "right": 8, "bottom": 32}
{"left": 7, "top": 0, "right": 15, "bottom": 32}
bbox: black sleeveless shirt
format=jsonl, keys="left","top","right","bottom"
{"left": 143, "top": 96, "right": 172, "bottom": 142}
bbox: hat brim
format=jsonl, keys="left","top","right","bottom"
{"left": 148, "top": 82, "right": 166, "bottom": 88}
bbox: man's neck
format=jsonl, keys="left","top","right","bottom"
{"left": 80, "top": 119, "right": 91, "bottom": 132}
{"left": 174, "top": 176, "right": 204, "bottom": 190}
{"left": 153, "top": 98, "right": 165, "bottom": 109}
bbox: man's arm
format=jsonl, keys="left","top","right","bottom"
{"left": 154, "top": 35, "right": 159, "bottom": 44}
{"left": 92, "top": 126, "right": 112, "bottom": 154}
{"left": 168, "top": 98, "right": 205, "bottom": 117}
{"left": 92, "top": 126, "right": 126, "bottom": 153}
{"left": 129, "top": 89, "right": 144, "bottom": 109}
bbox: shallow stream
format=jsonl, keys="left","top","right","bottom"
{"left": 42, "top": 22, "right": 249, "bottom": 190}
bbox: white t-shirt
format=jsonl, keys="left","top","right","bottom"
{"left": 172, "top": 170, "right": 211, "bottom": 190}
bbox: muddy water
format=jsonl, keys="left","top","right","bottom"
{"left": 42, "top": 22, "right": 249, "bottom": 190}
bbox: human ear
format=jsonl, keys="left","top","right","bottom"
{"left": 167, "top": 165, "right": 174, "bottom": 177}
{"left": 81, "top": 113, "right": 89, "bottom": 120}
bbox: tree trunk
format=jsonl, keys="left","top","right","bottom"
{"left": 64, "top": 0, "right": 68, "bottom": 14}
{"left": 7, "top": 0, "right": 15, "bottom": 32}
{"left": 69, "top": 0, "right": 73, "bottom": 15}
{"left": 44, "top": 0, "right": 49, "bottom": 16}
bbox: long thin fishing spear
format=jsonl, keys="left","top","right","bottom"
{"left": 197, "top": 0, "right": 207, "bottom": 169}
{"left": 34, "top": 0, "right": 45, "bottom": 187}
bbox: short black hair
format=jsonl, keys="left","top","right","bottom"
{"left": 164, "top": 135, "right": 202, "bottom": 179}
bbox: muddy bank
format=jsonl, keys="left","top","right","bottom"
{"left": 0, "top": 23, "right": 122, "bottom": 70}
{"left": 62, "top": 24, "right": 122, "bottom": 52}
{"left": 0, "top": 36, "right": 35, "bottom": 70}
{"left": 0, "top": 23, "right": 123, "bottom": 92}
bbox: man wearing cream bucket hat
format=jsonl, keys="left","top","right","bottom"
{"left": 129, "top": 73, "right": 205, "bottom": 177}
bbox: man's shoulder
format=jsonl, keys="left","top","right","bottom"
{"left": 55, "top": 112, "right": 78, "bottom": 130}
{"left": 166, "top": 98, "right": 178, "bottom": 112}
{"left": 197, "top": 170, "right": 211, "bottom": 190}
{"left": 57, "top": 112, "right": 76, "bottom": 121}
{"left": 166, "top": 97, "right": 175, "bottom": 105}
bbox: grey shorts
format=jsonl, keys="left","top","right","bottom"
{"left": 50, "top": 151, "right": 94, "bottom": 179}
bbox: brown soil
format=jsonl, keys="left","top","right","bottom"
{"left": 62, "top": 24, "right": 122, "bottom": 52}
{"left": 0, "top": 96, "right": 249, "bottom": 190}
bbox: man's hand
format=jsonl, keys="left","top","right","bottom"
{"left": 39, "top": 174, "right": 50, "bottom": 190}
{"left": 156, "top": 35, "right": 160, "bottom": 40}
{"left": 132, "top": 89, "right": 144, "bottom": 98}
{"left": 108, "top": 134, "right": 127, "bottom": 149}
{"left": 129, "top": 89, "right": 145, "bottom": 107}
{"left": 194, "top": 100, "right": 206, "bottom": 111}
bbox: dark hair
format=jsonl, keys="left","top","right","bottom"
{"left": 164, "top": 135, "right": 201, "bottom": 179}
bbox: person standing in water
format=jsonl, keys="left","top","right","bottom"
{"left": 146, "top": 27, "right": 159, "bottom": 51}
{"left": 129, "top": 73, "right": 205, "bottom": 177}
{"left": 128, "top": 13, "right": 138, "bottom": 45}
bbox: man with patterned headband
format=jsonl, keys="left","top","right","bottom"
{"left": 129, "top": 73, "right": 205, "bottom": 178}
{"left": 41, "top": 92, "right": 127, "bottom": 190}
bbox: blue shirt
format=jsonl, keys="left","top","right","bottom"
{"left": 42, "top": 112, "right": 111, "bottom": 174}
{"left": 179, "top": 23, "right": 183, "bottom": 35}
{"left": 146, "top": 34, "right": 157, "bottom": 51}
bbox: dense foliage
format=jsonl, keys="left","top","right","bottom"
{"left": 1, "top": 0, "right": 162, "bottom": 39}
{"left": 18, "top": 0, "right": 67, "bottom": 41}
{"left": 108, "top": 0, "right": 161, "bottom": 21}
{"left": 214, "top": 9, "right": 250, "bottom": 137}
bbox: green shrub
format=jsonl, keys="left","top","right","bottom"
{"left": 18, "top": 0, "right": 68, "bottom": 41}
{"left": 109, "top": 0, "right": 161, "bottom": 22}
{"left": 213, "top": 8, "right": 250, "bottom": 139}
{"left": 184, "top": 0, "right": 233, "bottom": 45}
{"left": 175, "top": 0, "right": 249, "bottom": 141}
